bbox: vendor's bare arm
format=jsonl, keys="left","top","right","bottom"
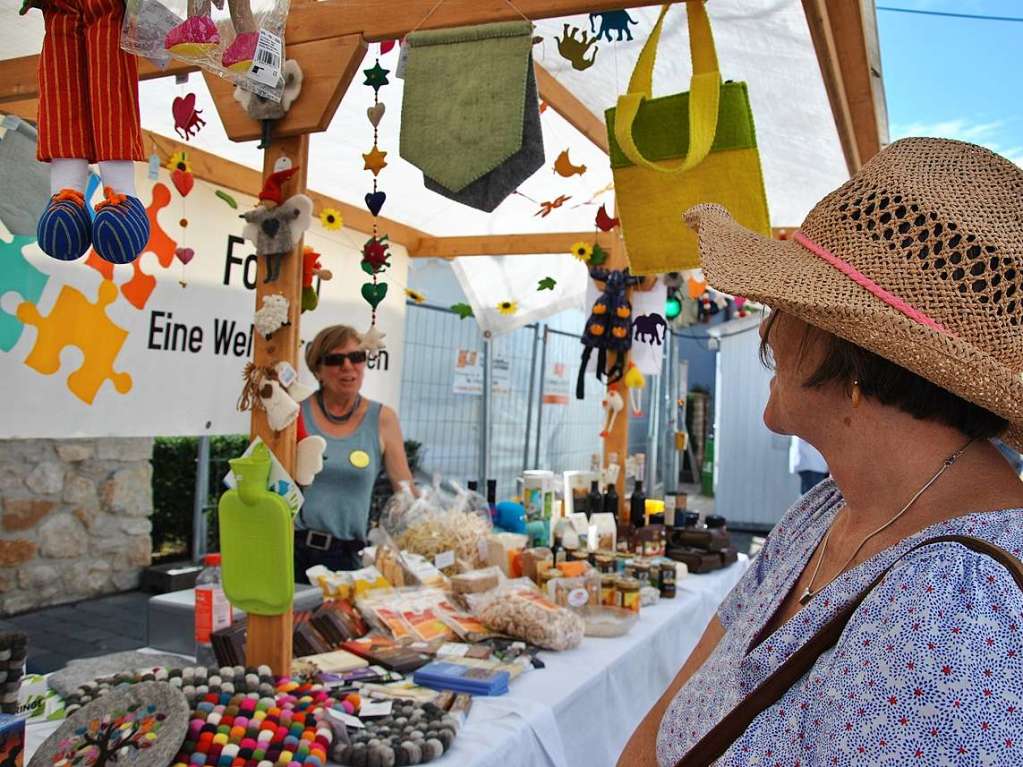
{"left": 617, "top": 615, "right": 725, "bottom": 766}
{"left": 379, "top": 404, "right": 415, "bottom": 492}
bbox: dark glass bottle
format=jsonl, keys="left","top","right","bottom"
{"left": 467, "top": 480, "right": 479, "bottom": 493}
{"left": 630, "top": 479, "right": 647, "bottom": 528}
{"left": 486, "top": 479, "right": 498, "bottom": 523}
{"left": 586, "top": 480, "right": 603, "bottom": 519}
{"left": 603, "top": 482, "right": 619, "bottom": 519}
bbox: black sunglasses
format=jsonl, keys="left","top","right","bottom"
{"left": 321, "top": 351, "right": 368, "bottom": 367}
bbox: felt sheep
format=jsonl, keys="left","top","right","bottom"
{"left": 254, "top": 293, "right": 290, "bottom": 339}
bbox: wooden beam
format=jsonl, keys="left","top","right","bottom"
{"left": 141, "top": 129, "right": 426, "bottom": 248}
{"left": 203, "top": 35, "right": 367, "bottom": 143}
{"left": 0, "top": 53, "right": 198, "bottom": 104}
{"left": 283, "top": 0, "right": 667, "bottom": 44}
{"left": 802, "top": 0, "right": 888, "bottom": 173}
{"left": 535, "top": 64, "right": 609, "bottom": 154}
{"left": 410, "top": 231, "right": 615, "bottom": 259}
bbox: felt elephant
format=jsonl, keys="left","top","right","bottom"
{"left": 589, "top": 10, "right": 638, "bottom": 42}
{"left": 633, "top": 313, "right": 667, "bottom": 345}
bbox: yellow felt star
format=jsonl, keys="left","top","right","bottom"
{"left": 363, "top": 146, "right": 388, "bottom": 176}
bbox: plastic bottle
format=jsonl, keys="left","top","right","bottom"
{"left": 194, "top": 553, "right": 232, "bottom": 667}
{"left": 630, "top": 479, "right": 647, "bottom": 528}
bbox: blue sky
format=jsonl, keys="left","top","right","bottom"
{"left": 878, "top": 0, "right": 1022, "bottom": 165}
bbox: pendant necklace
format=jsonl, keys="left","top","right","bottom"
{"left": 318, "top": 390, "right": 362, "bottom": 424}
{"left": 799, "top": 438, "right": 973, "bottom": 606}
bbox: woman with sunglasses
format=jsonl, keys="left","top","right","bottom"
{"left": 293, "top": 324, "right": 415, "bottom": 579}
{"left": 620, "top": 139, "right": 1023, "bottom": 766}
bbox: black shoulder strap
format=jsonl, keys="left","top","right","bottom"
{"left": 676, "top": 534, "right": 1023, "bottom": 767}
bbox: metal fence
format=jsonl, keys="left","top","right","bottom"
{"left": 398, "top": 303, "right": 670, "bottom": 502}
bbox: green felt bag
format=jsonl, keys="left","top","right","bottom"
{"left": 218, "top": 443, "right": 294, "bottom": 616}
{"left": 400, "top": 21, "right": 544, "bottom": 211}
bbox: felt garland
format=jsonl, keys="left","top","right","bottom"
{"left": 360, "top": 46, "right": 393, "bottom": 328}
{"left": 167, "top": 150, "right": 195, "bottom": 286}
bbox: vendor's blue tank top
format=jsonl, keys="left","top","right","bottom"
{"left": 296, "top": 397, "right": 382, "bottom": 541}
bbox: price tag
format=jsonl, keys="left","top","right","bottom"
{"left": 435, "top": 550, "right": 455, "bottom": 570}
{"left": 395, "top": 43, "right": 409, "bottom": 79}
{"left": 567, "top": 587, "right": 590, "bottom": 608}
{"left": 327, "top": 709, "right": 364, "bottom": 728}
{"left": 275, "top": 361, "right": 298, "bottom": 388}
{"left": 358, "top": 700, "right": 393, "bottom": 718}
{"left": 248, "top": 29, "right": 283, "bottom": 88}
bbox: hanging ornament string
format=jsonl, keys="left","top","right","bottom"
{"left": 360, "top": 45, "right": 393, "bottom": 332}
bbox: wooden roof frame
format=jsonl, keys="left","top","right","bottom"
{"left": 0, "top": 0, "right": 887, "bottom": 672}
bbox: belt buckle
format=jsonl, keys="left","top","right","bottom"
{"left": 306, "top": 530, "right": 332, "bottom": 551}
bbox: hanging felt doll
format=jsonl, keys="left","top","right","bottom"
{"left": 21, "top": 0, "right": 151, "bottom": 264}
{"left": 300, "top": 245, "right": 332, "bottom": 312}
{"left": 577, "top": 266, "right": 642, "bottom": 399}
{"left": 240, "top": 162, "right": 313, "bottom": 283}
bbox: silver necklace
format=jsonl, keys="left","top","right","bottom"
{"left": 799, "top": 438, "right": 973, "bottom": 606}
{"left": 317, "top": 390, "right": 361, "bottom": 424}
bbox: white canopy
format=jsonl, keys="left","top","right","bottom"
{"left": 1, "top": 0, "right": 849, "bottom": 333}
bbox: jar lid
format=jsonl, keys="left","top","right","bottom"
{"left": 617, "top": 577, "right": 641, "bottom": 589}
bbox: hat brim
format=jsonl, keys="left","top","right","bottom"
{"left": 684, "top": 204, "right": 1023, "bottom": 451}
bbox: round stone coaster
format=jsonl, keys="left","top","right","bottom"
{"left": 29, "top": 682, "right": 189, "bottom": 767}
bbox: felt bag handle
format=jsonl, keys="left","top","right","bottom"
{"left": 674, "top": 534, "right": 1023, "bottom": 767}
{"left": 613, "top": 1, "right": 721, "bottom": 174}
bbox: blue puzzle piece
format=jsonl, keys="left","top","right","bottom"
{"left": 85, "top": 173, "right": 102, "bottom": 222}
{"left": 0, "top": 235, "right": 49, "bottom": 351}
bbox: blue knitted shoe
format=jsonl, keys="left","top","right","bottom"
{"left": 36, "top": 189, "right": 92, "bottom": 261}
{"left": 92, "top": 187, "right": 150, "bottom": 265}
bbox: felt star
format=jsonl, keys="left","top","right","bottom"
{"left": 363, "top": 61, "right": 390, "bottom": 90}
{"left": 538, "top": 276, "right": 557, "bottom": 291}
{"left": 450, "top": 303, "right": 475, "bottom": 320}
{"left": 363, "top": 146, "right": 388, "bottom": 176}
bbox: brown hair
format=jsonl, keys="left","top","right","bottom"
{"left": 305, "top": 324, "right": 361, "bottom": 378}
{"left": 760, "top": 311, "right": 1007, "bottom": 439}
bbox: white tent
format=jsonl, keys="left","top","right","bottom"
{"left": 0, "top": 0, "right": 865, "bottom": 334}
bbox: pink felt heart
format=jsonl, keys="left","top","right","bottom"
{"left": 380, "top": 39, "right": 396, "bottom": 55}
{"left": 175, "top": 247, "right": 195, "bottom": 264}
{"left": 172, "top": 93, "right": 197, "bottom": 126}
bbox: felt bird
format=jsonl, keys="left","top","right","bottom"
{"left": 538, "top": 276, "right": 557, "bottom": 291}
{"left": 360, "top": 325, "right": 387, "bottom": 354}
{"left": 600, "top": 386, "right": 625, "bottom": 438}
{"left": 535, "top": 195, "right": 572, "bottom": 217}
{"left": 553, "top": 149, "right": 586, "bottom": 177}
{"left": 624, "top": 362, "right": 646, "bottom": 416}
{"left": 451, "top": 303, "right": 474, "bottom": 320}
{"left": 595, "top": 203, "right": 619, "bottom": 232}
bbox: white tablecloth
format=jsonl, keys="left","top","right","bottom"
{"left": 25, "top": 558, "right": 748, "bottom": 767}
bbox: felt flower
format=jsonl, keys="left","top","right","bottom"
{"left": 497, "top": 300, "right": 518, "bottom": 316}
{"left": 404, "top": 288, "right": 426, "bottom": 304}
{"left": 168, "top": 151, "right": 192, "bottom": 174}
{"left": 362, "top": 237, "right": 390, "bottom": 270}
{"left": 319, "top": 208, "right": 343, "bottom": 231}
{"left": 571, "top": 241, "right": 593, "bottom": 262}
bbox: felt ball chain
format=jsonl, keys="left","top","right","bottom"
{"left": 360, "top": 48, "right": 393, "bottom": 329}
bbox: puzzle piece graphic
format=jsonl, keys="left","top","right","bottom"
{"left": 16, "top": 280, "right": 133, "bottom": 404}
{"left": 85, "top": 182, "right": 178, "bottom": 310}
{"left": 0, "top": 235, "right": 49, "bottom": 352}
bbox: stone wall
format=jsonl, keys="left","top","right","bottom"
{"left": 0, "top": 438, "right": 154, "bottom": 615}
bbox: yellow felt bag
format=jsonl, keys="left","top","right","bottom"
{"left": 605, "top": 2, "right": 771, "bottom": 274}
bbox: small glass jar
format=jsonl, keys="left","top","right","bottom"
{"left": 634, "top": 562, "right": 652, "bottom": 586}
{"left": 600, "top": 574, "right": 618, "bottom": 607}
{"left": 658, "top": 563, "right": 676, "bottom": 598}
{"left": 617, "top": 577, "right": 641, "bottom": 613}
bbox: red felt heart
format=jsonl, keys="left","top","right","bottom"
{"left": 175, "top": 247, "right": 195, "bottom": 265}
{"left": 380, "top": 39, "right": 396, "bottom": 54}
{"left": 171, "top": 169, "right": 194, "bottom": 197}
{"left": 172, "top": 93, "right": 197, "bottom": 126}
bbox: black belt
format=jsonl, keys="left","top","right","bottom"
{"left": 294, "top": 529, "right": 364, "bottom": 553}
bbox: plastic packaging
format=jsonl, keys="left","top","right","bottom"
{"left": 473, "top": 580, "right": 584, "bottom": 651}
{"left": 194, "top": 552, "right": 233, "bottom": 666}
{"left": 121, "top": 0, "right": 290, "bottom": 101}
{"left": 547, "top": 572, "right": 601, "bottom": 610}
{"left": 450, "top": 567, "right": 502, "bottom": 595}
{"left": 578, "top": 605, "right": 638, "bottom": 638}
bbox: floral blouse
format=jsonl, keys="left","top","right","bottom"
{"left": 657, "top": 479, "right": 1023, "bottom": 766}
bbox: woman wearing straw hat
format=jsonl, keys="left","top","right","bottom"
{"left": 621, "top": 138, "right": 1023, "bottom": 766}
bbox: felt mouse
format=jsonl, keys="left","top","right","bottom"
{"left": 21, "top": 0, "right": 150, "bottom": 264}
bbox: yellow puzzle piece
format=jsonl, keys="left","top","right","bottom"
{"left": 16, "top": 280, "right": 133, "bottom": 404}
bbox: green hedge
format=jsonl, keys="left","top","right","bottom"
{"left": 152, "top": 436, "right": 423, "bottom": 557}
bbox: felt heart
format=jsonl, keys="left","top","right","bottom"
{"left": 171, "top": 169, "right": 194, "bottom": 197}
{"left": 261, "top": 218, "right": 281, "bottom": 238}
{"left": 365, "top": 191, "right": 386, "bottom": 216}
{"left": 380, "top": 39, "right": 396, "bottom": 55}
{"left": 361, "top": 282, "right": 388, "bottom": 309}
{"left": 367, "top": 103, "right": 386, "bottom": 127}
{"left": 172, "top": 93, "right": 197, "bottom": 127}
{"left": 175, "top": 247, "right": 195, "bottom": 264}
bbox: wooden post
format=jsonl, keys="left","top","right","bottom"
{"left": 245, "top": 134, "right": 309, "bottom": 674}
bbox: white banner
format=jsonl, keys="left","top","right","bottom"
{"left": 0, "top": 165, "right": 407, "bottom": 438}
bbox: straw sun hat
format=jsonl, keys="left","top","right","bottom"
{"left": 684, "top": 137, "right": 1023, "bottom": 449}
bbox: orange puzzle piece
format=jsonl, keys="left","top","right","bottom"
{"left": 85, "top": 182, "right": 178, "bottom": 310}
{"left": 16, "top": 280, "right": 133, "bottom": 404}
